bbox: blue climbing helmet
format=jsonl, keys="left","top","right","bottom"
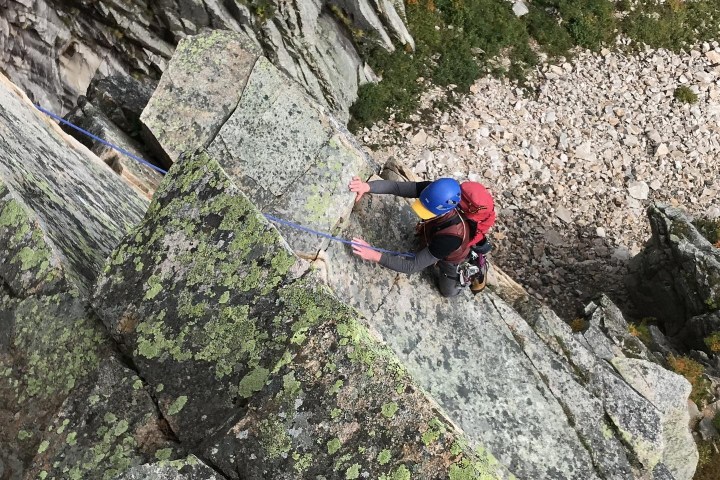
{"left": 411, "top": 178, "right": 461, "bottom": 220}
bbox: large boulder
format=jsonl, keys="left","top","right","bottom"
{"left": 140, "top": 30, "right": 261, "bottom": 165}
{"left": 628, "top": 205, "right": 720, "bottom": 339}
{"left": 84, "top": 74, "right": 158, "bottom": 137}
{"left": 93, "top": 151, "right": 511, "bottom": 480}
{"left": 611, "top": 357, "right": 697, "bottom": 480}
{"left": 144, "top": 33, "right": 376, "bottom": 252}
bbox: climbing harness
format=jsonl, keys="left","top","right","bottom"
{"left": 34, "top": 104, "right": 415, "bottom": 259}
{"left": 457, "top": 240, "right": 492, "bottom": 293}
{"left": 457, "top": 250, "right": 487, "bottom": 287}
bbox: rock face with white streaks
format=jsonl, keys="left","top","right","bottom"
{"left": 0, "top": 73, "right": 153, "bottom": 479}
{"left": 1, "top": 0, "right": 414, "bottom": 122}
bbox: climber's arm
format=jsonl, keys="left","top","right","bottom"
{"left": 378, "top": 247, "right": 439, "bottom": 274}
{"left": 368, "top": 180, "right": 431, "bottom": 198}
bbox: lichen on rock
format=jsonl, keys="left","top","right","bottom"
{"left": 24, "top": 358, "right": 179, "bottom": 480}
{"left": 93, "top": 149, "right": 510, "bottom": 479}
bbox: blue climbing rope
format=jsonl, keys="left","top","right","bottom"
{"left": 35, "top": 105, "right": 168, "bottom": 175}
{"left": 264, "top": 215, "right": 415, "bottom": 258}
{"left": 34, "top": 104, "right": 415, "bottom": 259}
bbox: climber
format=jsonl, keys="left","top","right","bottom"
{"left": 349, "top": 176, "right": 495, "bottom": 297}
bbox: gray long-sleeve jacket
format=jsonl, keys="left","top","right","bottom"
{"left": 368, "top": 180, "right": 462, "bottom": 274}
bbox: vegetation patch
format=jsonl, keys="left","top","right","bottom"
{"left": 674, "top": 85, "right": 699, "bottom": 104}
{"left": 627, "top": 318, "right": 654, "bottom": 345}
{"left": 704, "top": 332, "right": 720, "bottom": 353}
{"left": 696, "top": 441, "right": 720, "bottom": 480}
{"left": 569, "top": 317, "right": 588, "bottom": 333}
{"left": 621, "top": 0, "right": 720, "bottom": 52}
{"left": 667, "top": 354, "right": 712, "bottom": 405}
{"left": 694, "top": 217, "right": 720, "bottom": 246}
{"left": 350, "top": 0, "right": 720, "bottom": 129}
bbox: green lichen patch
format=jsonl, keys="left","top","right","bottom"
{"left": 200, "top": 278, "right": 509, "bottom": 479}
{"left": 3, "top": 293, "right": 110, "bottom": 410}
{"left": 381, "top": 402, "right": 399, "bottom": 419}
{"left": 0, "top": 184, "right": 67, "bottom": 295}
{"left": 23, "top": 358, "right": 177, "bottom": 480}
{"left": 93, "top": 150, "right": 506, "bottom": 479}
{"left": 378, "top": 449, "right": 392, "bottom": 465}
{"left": 167, "top": 396, "right": 188, "bottom": 416}
{"left": 328, "top": 438, "right": 342, "bottom": 455}
{"left": 93, "top": 151, "right": 307, "bottom": 445}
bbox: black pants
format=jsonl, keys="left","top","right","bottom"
{"left": 437, "top": 261, "right": 462, "bottom": 297}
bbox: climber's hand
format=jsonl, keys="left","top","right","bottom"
{"left": 352, "top": 237, "right": 382, "bottom": 263}
{"left": 349, "top": 177, "right": 370, "bottom": 203}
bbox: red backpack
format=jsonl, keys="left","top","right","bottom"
{"left": 459, "top": 182, "right": 496, "bottom": 247}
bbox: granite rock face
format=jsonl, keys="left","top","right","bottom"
{"left": 140, "top": 31, "right": 261, "bottom": 165}
{"left": 0, "top": 74, "right": 153, "bottom": 478}
{"left": 2, "top": 0, "right": 413, "bottom": 122}
{"left": 93, "top": 151, "right": 511, "bottom": 480}
{"left": 0, "top": 73, "right": 149, "bottom": 295}
{"left": 628, "top": 205, "right": 720, "bottom": 339}
{"left": 114, "top": 455, "right": 222, "bottom": 480}
{"left": 137, "top": 36, "right": 699, "bottom": 479}
{"left": 1, "top": 30, "right": 704, "bottom": 479}
{"left": 145, "top": 32, "right": 376, "bottom": 251}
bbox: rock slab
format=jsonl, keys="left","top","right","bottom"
{"left": 93, "top": 151, "right": 510, "bottom": 480}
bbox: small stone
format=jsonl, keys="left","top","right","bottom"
{"left": 596, "top": 227, "right": 606, "bottom": 238}
{"left": 655, "top": 143, "right": 669, "bottom": 156}
{"left": 650, "top": 180, "right": 662, "bottom": 191}
{"left": 646, "top": 130, "right": 662, "bottom": 144}
{"left": 543, "top": 229, "right": 564, "bottom": 245}
{"left": 574, "top": 142, "right": 596, "bottom": 161}
{"left": 411, "top": 129, "right": 428, "bottom": 145}
{"left": 628, "top": 181, "right": 650, "bottom": 200}
{"left": 623, "top": 135, "right": 639, "bottom": 147}
{"left": 528, "top": 145, "right": 540, "bottom": 159}
{"left": 706, "top": 50, "right": 720, "bottom": 63}
{"left": 558, "top": 133, "right": 568, "bottom": 150}
{"left": 555, "top": 206, "right": 573, "bottom": 223}
{"left": 512, "top": 1, "right": 529, "bottom": 17}
{"left": 699, "top": 417, "right": 719, "bottom": 441}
